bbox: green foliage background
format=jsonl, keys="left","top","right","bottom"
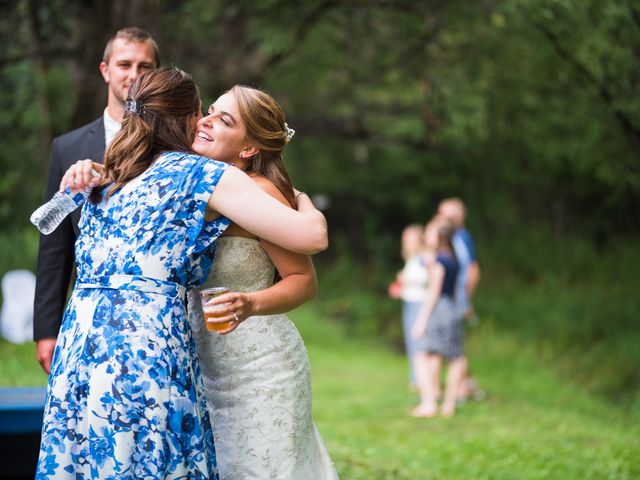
{"left": 0, "top": 0, "right": 638, "bottom": 414}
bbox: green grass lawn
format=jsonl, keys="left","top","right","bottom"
{"left": 1, "top": 306, "right": 638, "bottom": 479}
{"left": 0, "top": 339, "right": 47, "bottom": 387}
{"left": 294, "top": 307, "right": 640, "bottom": 479}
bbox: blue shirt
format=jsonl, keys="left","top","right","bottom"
{"left": 452, "top": 228, "right": 476, "bottom": 308}
{"left": 436, "top": 252, "right": 459, "bottom": 298}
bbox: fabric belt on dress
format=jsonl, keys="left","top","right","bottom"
{"left": 76, "top": 274, "right": 186, "bottom": 300}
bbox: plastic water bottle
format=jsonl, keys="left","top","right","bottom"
{"left": 30, "top": 170, "right": 101, "bottom": 235}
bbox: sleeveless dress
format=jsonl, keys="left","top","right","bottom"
{"left": 187, "top": 236, "right": 339, "bottom": 480}
{"left": 418, "top": 252, "right": 463, "bottom": 359}
{"left": 36, "top": 152, "right": 230, "bottom": 479}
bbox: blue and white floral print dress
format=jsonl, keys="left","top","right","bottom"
{"left": 36, "top": 152, "right": 230, "bottom": 479}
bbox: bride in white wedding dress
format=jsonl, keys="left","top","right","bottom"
{"left": 187, "top": 86, "right": 339, "bottom": 479}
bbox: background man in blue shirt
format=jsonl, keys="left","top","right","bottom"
{"left": 438, "top": 197, "right": 482, "bottom": 401}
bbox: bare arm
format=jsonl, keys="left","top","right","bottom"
{"left": 206, "top": 241, "right": 317, "bottom": 333}
{"left": 254, "top": 243, "right": 317, "bottom": 311}
{"left": 61, "top": 160, "right": 328, "bottom": 254}
{"left": 254, "top": 177, "right": 317, "bottom": 312}
{"left": 466, "top": 261, "right": 480, "bottom": 299}
{"left": 411, "top": 261, "right": 444, "bottom": 339}
{"left": 207, "top": 166, "right": 328, "bottom": 254}
{"left": 205, "top": 178, "right": 318, "bottom": 334}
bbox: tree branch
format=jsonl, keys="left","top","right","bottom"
{"left": 292, "top": 115, "right": 429, "bottom": 150}
{"left": 0, "top": 47, "right": 77, "bottom": 68}
{"left": 627, "top": 0, "right": 640, "bottom": 31}
{"left": 261, "top": 0, "right": 340, "bottom": 72}
{"left": 533, "top": 20, "right": 640, "bottom": 152}
{"left": 352, "top": 0, "right": 441, "bottom": 15}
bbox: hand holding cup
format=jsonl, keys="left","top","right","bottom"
{"left": 199, "top": 287, "right": 254, "bottom": 335}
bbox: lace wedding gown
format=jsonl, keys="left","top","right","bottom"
{"left": 187, "top": 236, "right": 339, "bottom": 480}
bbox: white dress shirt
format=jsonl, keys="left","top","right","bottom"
{"left": 103, "top": 108, "right": 121, "bottom": 147}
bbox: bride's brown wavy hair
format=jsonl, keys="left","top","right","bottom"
{"left": 91, "top": 67, "right": 201, "bottom": 203}
{"left": 229, "top": 85, "right": 296, "bottom": 208}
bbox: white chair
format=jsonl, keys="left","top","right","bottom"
{"left": 0, "top": 269, "right": 36, "bottom": 344}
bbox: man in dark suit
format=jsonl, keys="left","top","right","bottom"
{"left": 34, "top": 27, "right": 160, "bottom": 374}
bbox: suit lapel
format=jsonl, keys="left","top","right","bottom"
{"left": 86, "top": 117, "right": 106, "bottom": 163}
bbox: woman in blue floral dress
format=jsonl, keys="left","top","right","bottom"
{"left": 36, "top": 67, "right": 327, "bottom": 479}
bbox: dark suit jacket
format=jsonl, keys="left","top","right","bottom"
{"left": 33, "top": 117, "right": 106, "bottom": 341}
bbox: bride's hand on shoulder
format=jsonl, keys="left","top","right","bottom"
{"left": 59, "top": 159, "right": 104, "bottom": 193}
{"left": 203, "top": 290, "right": 257, "bottom": 335}
{"left": 292, "top": 188, "right": 318, "bottom": 213}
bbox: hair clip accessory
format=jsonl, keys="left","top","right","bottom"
{"left": 284, "top": 123, "right": 295, "bottom": 143}
{"left": 125, "top": 99, "right": 144, "bottom": 115}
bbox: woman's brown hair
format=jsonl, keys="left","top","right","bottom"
{"left": 430, "top": 216, "right": 456, "bottom": 255}
{"left": 229, "top": 85, "right": 296, "bottom": 208}
{"left": 91, "top": 67, "right": 200, "bottom": 202}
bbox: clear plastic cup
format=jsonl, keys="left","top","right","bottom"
{"left": 199, "top": 287, "right": 234, "bottom": 332}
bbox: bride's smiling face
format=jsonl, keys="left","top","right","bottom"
{"left": 192, "top": 92, "right": 249, "bottom": 165}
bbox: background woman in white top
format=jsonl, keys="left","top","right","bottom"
{"left": 388, "top": 224, "right": 429, "bottom": 388}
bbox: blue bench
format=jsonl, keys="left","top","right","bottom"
{"left": 0, "top": 387, "right": 46, "bottom": 477}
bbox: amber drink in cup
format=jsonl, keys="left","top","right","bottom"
{"left": 199, "top": 287, "right": 234, "bottom": 332}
